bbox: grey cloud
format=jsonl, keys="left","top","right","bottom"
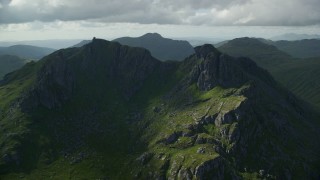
{"left": 156, "top": 0, "right": 251, "bottom": 10}
{"left": 0, "top": 0, "right": 319, "bottom": 26}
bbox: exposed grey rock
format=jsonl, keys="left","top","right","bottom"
{"left": 194, "top": 156, "right": 225, "bottom": 180}
{"left": 259, "top": 169, "right": 266, "bottom": 177}
{"left": 195, "top": 136, "right": 206, "bottom": 144}
{"left": 158, "top": 131, "right": 183, "bottom": 144}
{"left": 199, "top": 114, "right": 217, "bottom": 125}
{"left": 168, "top": 157, "right": 185, "bottom": 179}
{"left": 136, "top": 152, "right": 153, "bottom": 165}
{"left": 197, "top": 147, "right": 206, "bottom": 154}
{"left": 215, "top": 111, "right": 234, "bottom": 126}
{"left": 153, "top": 106, "right": 161, "bottom": 113}
{"left": 178, "top": 167, "right": 193, "bottom": 180}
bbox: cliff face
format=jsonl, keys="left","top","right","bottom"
{"left": 0, "top": 39, "right": 319, "bottom": 179}
{"left": 187, "top": 44, "right": 276, "bottom": 93}
{"left": 21, "top": 38, "right": 165, "bottom": 110}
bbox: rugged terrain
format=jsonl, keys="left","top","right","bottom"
{"left": 0, "top": 38, "right": 319, "bottom": 179}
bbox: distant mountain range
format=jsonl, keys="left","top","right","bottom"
{"left": 216, "top": 38, "right": 320, "bottom": 59}
{"left": 0, "top": 38, "right": 319, "bottom": 179}
{"left": 113, "top": 33, "right": 195, "bottom": 61}
{"left": 0, "top": 45, "right": 55, "bottom": 60}
{"left": 269, "top": 39, "right": 320, "bottom": 58}
{"left": 0, "top": 39, "right": 83, "bottom": 49}
{"left": 270, "top": 33, "right": 320, "bottom": 41}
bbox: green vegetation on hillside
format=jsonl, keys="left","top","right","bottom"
{"left": 272, "top": 57, "right": 320, "bottom": 109}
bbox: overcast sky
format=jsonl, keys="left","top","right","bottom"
{"left": 0, "top": 0, "right": 320, "bottom": 41}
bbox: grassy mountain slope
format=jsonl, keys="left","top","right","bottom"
{"left": 0, "top": 45, "right": 55, "bottom": 60}
{"left": 271, "top": 57, "right": 320, "bottom": 109}
{"left": 0, "top": 55, "right": 27, "bottom": 79}
{"left": 0, "top": 39, "right": 319, "bottom": 179}
{"left": 219, "top": 37, "right": 320, "bottom": 109}
{"left": 113, "top": 33, "right": 195, "bottom": 61}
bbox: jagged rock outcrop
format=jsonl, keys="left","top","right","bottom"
{"left": 191, "top": 44, "right": 276, "bottom": 91}
{"left": 194, "top": 157, "right": 225, "bottom": 180}
{"left": 20, "top": 38, "right": 167, "bottom": 110}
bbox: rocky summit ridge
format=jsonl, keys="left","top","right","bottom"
{"left": 0, "top": 38, "right": 319, "bottom": 179}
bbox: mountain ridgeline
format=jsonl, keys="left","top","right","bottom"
{"left": 0, "top": 38, "right": 319, "bottom": 179}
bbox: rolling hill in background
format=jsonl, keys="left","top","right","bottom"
{"left": 0, "top": 45, "right": 55, "bottom": 60}
{"left": 0, "top": 38, "right": 319, "bottom": 179}
{"left": 113, "top": 33, "right": 195, "bottom": 61}
{"left": 0, "top": 39, "right": 83, "bottom": 49}
{"left": 0, "top": 55, "right": 27, "bottom": 79}
{"left": 219, "top": 37, "right": 320, "bottom": 109}
{"left": 218, "top": 37, "right": 292, "bottom": 69}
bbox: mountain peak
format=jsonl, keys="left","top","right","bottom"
{"left": 141, "top": 32, "right": 163, "bottom": 39}
{"left": 229, "top": 37, "right": 265, "bottom": 45}
{"left": 113, "top": 33, "right": 195, "bottom": 61}
{"left": 218, "top": 37, "right": 292, "bottom": 68}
